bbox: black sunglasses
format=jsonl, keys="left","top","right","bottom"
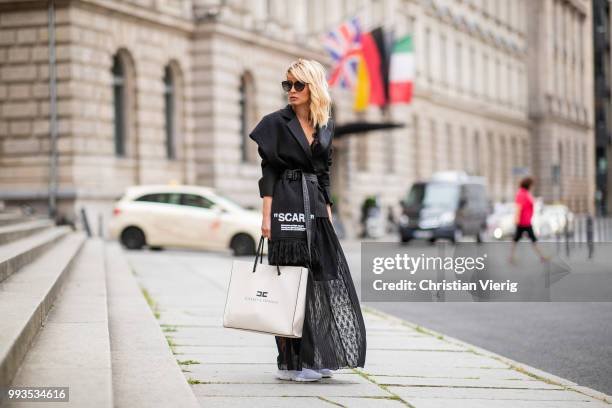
{"left": 282, "top": 80, "right": 307, "bottom": 92}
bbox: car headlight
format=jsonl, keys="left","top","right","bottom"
{"left": 494, "top": 227, "right": 503, "bottom": 240}
{"left": 439, "top": 211, "right": 455, "bottom": 225}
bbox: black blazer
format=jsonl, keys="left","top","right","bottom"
{"left": 249, "top": 103, "right": 334, "bottom": 212}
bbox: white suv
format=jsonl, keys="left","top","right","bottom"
{"left": 109, "top": 185, "right": 263, "bottom": 256}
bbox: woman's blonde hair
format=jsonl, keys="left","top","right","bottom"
{"left": 286, "top": 58, "right": 331, "bottom": 129}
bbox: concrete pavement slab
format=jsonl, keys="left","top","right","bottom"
{"left": 366, "top": 335, "right": 465, "bottom": 351}
{"left": 182, "top": 364, "right": 356, "bottom": 383}
{"left": 325, "top": 396, "right": 413, "bottom": 407}
{"left": 165, "top": 326, "right": 272, "bottom": 346}
{"left": 189, "top": 380, "right": 389, "bottom": 398}
{"left": 398, "top": 398, "right": 611, "bottom": 408}
{"left": 364, "top": 349, "right": 510, "bottom": 369}
{"left": 367, "top": 367, "right": 537, "bottom": 380}
{"left": 388, "top": 385, "right": 598, "bottom": 401}
{"left": 370, "top": 375, "right": 564, "bottom": 389}
{"left": 194, "top": 396, "right": 337, "bottom": 407}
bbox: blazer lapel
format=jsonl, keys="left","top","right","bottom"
{"left": 281, "top": 103, "right": 332, "bottom": 159}
{"left": 281, "top": 104, "right": 311, "bottom": 160}
{"left": 287, "top": 117, "right": 313, "bottom": 159}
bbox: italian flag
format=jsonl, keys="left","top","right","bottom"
{"left": 389, "top": 35, "right": 414, "bottom": 104}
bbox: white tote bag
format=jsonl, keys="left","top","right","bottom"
{"left": 223, "top": 236, "right": 309, "bottom": 338}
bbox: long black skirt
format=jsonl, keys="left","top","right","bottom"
{"left": 267, "top": 216, "right": 367, "bottom": 371}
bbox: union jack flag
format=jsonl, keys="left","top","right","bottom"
{"left": 322, "top": 17, "right": 363, "bottom": 90}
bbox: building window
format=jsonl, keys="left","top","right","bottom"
{"left": 574, "top": 140, "right": 580, "bottom": 177}
{"left": 456, "top": 41, "right": 463, "bottom": 91}
{"left": 430, "top": 119, "right": 438, "bottom": 172}
{"left": 578, "top": 17, "right": 585, "bottom": 108}
{"left": 488, "top": 132, "right": 495, "bottom": 184}
{"left": 440, "top": 33, "right": 447, "bottom": 84}
{"left": 474, "top": 131, "right": 481, "bottom": 174}
{"left": 469, "top": 46, "right": 476, "bottom": 94}
{"left": 511, "top": 136, "right": 518, "bottom": 178}
{"left": 384, "top": 109, "right": 395, "bottom": 173}
{"left": 582, "top": 142, "right": 587, "bottom": 179}
{"left": 356, "top": 110, "right": 369, "bottom": 172}
{"left": 500, "top": 136, "right": 507, "bottom": 186}
{"left": 240, "top": 71, "right": 258, "bottom": 163}
{"left": 112, "top": 54, "right": 126, "bottom": 157}
{"left": 425, "top": 28, "right": 432, "bottom": 82}
{"left": 446, "top": 123, "right": 454, "bottom": 169}
{"left": 412, "top": 114, "right": 421, "bottom": 179}
{"left": 163, "top": 65, "right": 176, "bottom": 160}
{"left": 461, "top": 126, "right": 469, "bottom": 170}
{"left": 495, "top": 56, "right": 501, "bottom": 101}
{"left": 356, "top": 137, "right": 369, "bottom": 171}
{"left": 556, "top": 141, "right": 564, "bottom": 198}
{"left": 506, "top": 62, "right": 513, "bottom": 105}
{"left": 482, "top": 51, "right": 489, "bottom": 98}
{"left": 523, "top": 138, "right": 529, "bottom": 169}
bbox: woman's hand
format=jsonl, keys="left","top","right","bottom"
{"left": 262, "top": 196, "right": 273, "bottom": 239}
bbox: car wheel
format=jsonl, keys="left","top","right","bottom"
{"left": 120, "top": 227, "right": 146, "bottom": 250}
{"left": 476, "top": 227, "right": 486, "bottom": 243}
{"left": 230, "top": 233, "right": 256, "bottom": 256}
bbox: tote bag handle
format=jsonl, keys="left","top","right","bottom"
{"left": 252, "top": 235, "right": 281, "bottom": 276}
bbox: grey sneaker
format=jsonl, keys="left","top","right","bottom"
{"left": 293, "top": 368, "right": 323, "bottom": 382}
{"left": 317, "top": 368, "right": 334, "bottom": 378}
{"left": 276, "top": 369, "right": 298, "bottom": 381}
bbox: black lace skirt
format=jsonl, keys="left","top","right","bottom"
{"left": 267, "top": 216, "right": 367, "bottom": 371}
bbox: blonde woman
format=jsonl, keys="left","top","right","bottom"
{"left": 249, "top": 58, "right": 367, "bottom": 382}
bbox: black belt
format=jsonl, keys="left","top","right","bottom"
{"left": 283, "top": 169, "right": 315, "bottom": 267}
{"left": 283, "top": 168, "right": 317, "bottom": 183}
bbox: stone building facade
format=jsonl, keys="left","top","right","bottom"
{"left": 593, "top": 0, "right": 611, "bottom": 214}
{"left": 0, "top": 0, "right": 595, "bottom": 239}
{"left": 527, "top": 0, "right": 595, "bottom": 214}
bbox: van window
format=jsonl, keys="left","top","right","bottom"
{"left": 406, "top": 182, "right": 460, "bottom": 209}
{"left": 465, "top": 184, "right": 487, "bottom": 209}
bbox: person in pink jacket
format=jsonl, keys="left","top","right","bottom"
{"left": 509, "top": 176, "right": 549, "bottom": 264}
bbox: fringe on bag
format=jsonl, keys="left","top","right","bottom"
{"left": 268, "top": 238, "right": 321, "bottom": 270}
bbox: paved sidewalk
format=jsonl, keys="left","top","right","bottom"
{"left": 126, "top": 249, "right": 611, "bottom": 408}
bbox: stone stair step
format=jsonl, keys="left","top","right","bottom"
{"left": 0, "top": 226, "right": 71, "bottom": 283}
{"left": 0, "top": 219, "right": 56, "bottom": 246}
{"left": 5, "top": 238, "right": 112, "bottom": 408}
{"left": 0, "top": 232, "right": 86, "bottom": 394}
{"left": 0, "top": 213, "right": 45, "bottom": 227}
